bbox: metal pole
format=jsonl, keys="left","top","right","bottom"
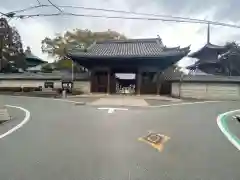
{"left": 207, "top": 22, "right": 210, "bottom": 44}
{"left": 179, "top": 73, "right": 184, "bottom": 98}
{"left": 0, "top": 37, "right": 3, "bottom": 72}
{"left": 71, "top": 60, "right": 74, "bottom": 81}
{"left": 62, "top": 89, "right": 66, "bottom": 98}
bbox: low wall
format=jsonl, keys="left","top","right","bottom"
{"left": 170, "top": 75, "right": 240, "bottom": 100}
{"left": 0, "top": 80, "right": 61, "bottom": 88}
{"left": 0, "top": 73, "right": 90, "bottom": 94}
{"left": 72, "top": 81, "right": 90, "bottom": 94}
{"left": 172, "top": 82, "right": 240, "bottom": 100}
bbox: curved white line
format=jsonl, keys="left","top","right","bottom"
{"left": 217, "top": 110, "right": 240, "bottom": 151}
{"left": 0, "top": 105, "right": 30, "bottom": 139}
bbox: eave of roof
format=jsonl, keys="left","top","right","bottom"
{"left": 188, "top": 43, "right": 227, "bottom": 58}
{"left": 186, "top": 61, "right": 222, "bottom": 70}
{"left": 25, "top": 53, "right": 46, "bottom": 63}
{"left": 68, "top": 49, "right": 190, "bottom": 59}
{"left": 67, "top": 38, "right": 190, "bottom": 59}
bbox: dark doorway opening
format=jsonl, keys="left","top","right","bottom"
{"left": 115, "top": 73, "right": 136, "bottom": 95}
{"left": 91, "top": 71, "right": 108, "bottom": 93}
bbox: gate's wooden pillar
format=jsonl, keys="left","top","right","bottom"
{"left": 107, "top": 68, "right": 111, "bottom": 95}
{"left": 90, "top": 70, "right": 95, "bottom": 93}
{"left": 136, "top": 69, "right": 142, "bottom": 95}
{"left": 156, "top": 70, "right": 161, "bottom": 95}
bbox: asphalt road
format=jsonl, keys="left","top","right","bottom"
{"left": 224, "top": 112, "right": 240, "bottom": 141}
{"left": 0, "top": 106, "right": 25, "bottom": 135}
{"left": 0, "top": 95, "right": 239, "bottom": 180}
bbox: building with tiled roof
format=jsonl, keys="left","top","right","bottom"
{"left": 186, "top": 42, "right": 240, "bottom": 76}
{"left": 185, "top": 24, "right": 240, "bottom": 76}
{"left": 188, "top": 43, "right": 227, "bottom": 62}
{"left": 68, "top": 37, "right": 190, "bottom": 94}
{"left": 25, "top": 51, "right": 47, "bottom": 68}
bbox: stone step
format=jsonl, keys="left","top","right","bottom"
{"left": 0, "top": 107, "right": 11, "bottom": 123}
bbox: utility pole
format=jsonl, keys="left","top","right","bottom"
{"left": 207, "top": 22, "right": 210, "bottom": 44}
{"left": 71, "top": 60, "right": 74, "bottom": 81}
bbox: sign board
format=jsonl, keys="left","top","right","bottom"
{"left": 44, "top": 81, "right": 54, "bottom": 88}
{"left": 62, "top": 81, "right": 73, "bottom": 92}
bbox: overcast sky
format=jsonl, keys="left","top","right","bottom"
{"left": 1, "top": 0, "right": 240, "bottom": 67}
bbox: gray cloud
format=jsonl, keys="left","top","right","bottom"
{"left": 1, "top": 0, "right": 240, "bottom": 29}
{"left": 213, "top": 0, "right": 240, "bottom": 22}
{"left": 1, "top": 0, "right": 238, "bottom": 21}
{"left": 1, "top": 0, "right": 240, "bottom": 64}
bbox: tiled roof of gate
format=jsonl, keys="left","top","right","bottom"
{"left": 68, "top": 38, "right": 190, "bottom": 58}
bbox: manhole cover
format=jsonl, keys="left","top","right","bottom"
{"left": 145, "top": 133, "right": 164, "bottom": 144}
{"left": 139, "top": 132, "right": 170, "bottom": 152}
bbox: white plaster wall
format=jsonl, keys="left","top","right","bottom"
{"left": 171, "top": 82, "right": 240, "bottom": 100}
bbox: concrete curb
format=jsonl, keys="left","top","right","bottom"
{"left": 217, "top": 110, "right": 240, "bottom": 151}
{"left": 0, "top": 107, "right": 11, "bottom": 123}
{"left": 0, "top": 105, "right": 30, "bottom": 139}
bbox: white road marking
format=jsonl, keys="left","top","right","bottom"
{"left": 108, "top": 108, "right": 115, "bottom": 113}
{"left": 98, "top": 107, "right": 128, "bottom": 113}
{"left": 217, "top": 109, "right": 240, "bottom": 151}
{"left": 0, "top": 105, "right": 30, "bottom": 139}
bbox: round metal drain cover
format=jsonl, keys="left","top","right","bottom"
{"left": 143, "top": 132, "right": 165, "bottom": 145}
{"left": 139, "top": 131, "right": 170, "bottom": 152}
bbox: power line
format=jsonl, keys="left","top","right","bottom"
{"left": 59, "top": 5, "right": 209, "bottom": 23}
{"left": 9, "top": 4, "right": 210, "bottom": 23}
{"left": 47, "top": 0, "right": 63, "bottom": 13}
{"left": 9, "top": 5, "right": 47, "bottom": 14}
{"left": 4, "top": 3, "right": 240, "bottom": 29}
{"left": 0, "top": 12, "right": 7, "bottom": 17}
{"left": 13, "top": 12, "right": 240, "bottom": 29}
